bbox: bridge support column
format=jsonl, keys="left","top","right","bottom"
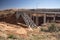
{"left": 30, "top": 13, "right": 32, "bottom": 19}
{"left": 36, "top": 14, "right": 38, "bottom": 26}
{"left": 43, "top": 14, "right": 46, "bottom": 24}
{"left": 32, "top": 15, "right": 34, "bottom": 22}
{"left": 53, "top": 14, "right": 56, "bottom": 23}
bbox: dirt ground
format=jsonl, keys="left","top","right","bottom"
{"left": 0, "top": 9, "right": 60, "bottom": 40}
{"left": 0, "top": 22, "right": 59, "bottom": 40}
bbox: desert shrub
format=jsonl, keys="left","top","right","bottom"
{"left": 40, "top": 27, "right": 48, "bottom": 32}
{"left": 7, "top": 34, "right": 26, "bottom": 40}
{"left": 48, "top": 23, "right": 59, "bottom": 32}
{"left": 27, "top": 33, "right": 52, "bottom": 40}
{"left": 8, "top": 34, "right": 14, "bottom": 39}
{"left": 41, "top": 23, "right": 60, "bottom": 32}
{"left": 8, "top": 34, "right": 17, "bottom": 39}
{"left": 41, "top": 28, "right": 47, "bottom": 32}
{"left": 0, "top": 36, "right": 6, "bottom": 40}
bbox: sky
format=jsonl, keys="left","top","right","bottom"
{"left": 0, "top": 0, "right": 60, "bottom": 10}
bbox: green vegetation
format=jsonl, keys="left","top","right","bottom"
{"left": 41, "top": 23, "right": 60, "bottom": 32}
{"left": 48, "top": 23, "right": 57, "bottom": 32}
{"left": 8, "top": 34, "right": 16, "bottom": 39}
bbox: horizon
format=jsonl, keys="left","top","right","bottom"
{"left": 1, "top": 8, "right": 60, "bottom": 11}
{"left": 1, "top": 7, "right": 60, "bottom": 9}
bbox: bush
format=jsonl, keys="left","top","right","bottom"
{"left": 8, "top": 34, "right": 17, "bottom": 39}
{"left": 48, "top": 23, "right": 58, "bottom": 32}
{"left": 41, "top": 23, "right": 60, "bottom": 32}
